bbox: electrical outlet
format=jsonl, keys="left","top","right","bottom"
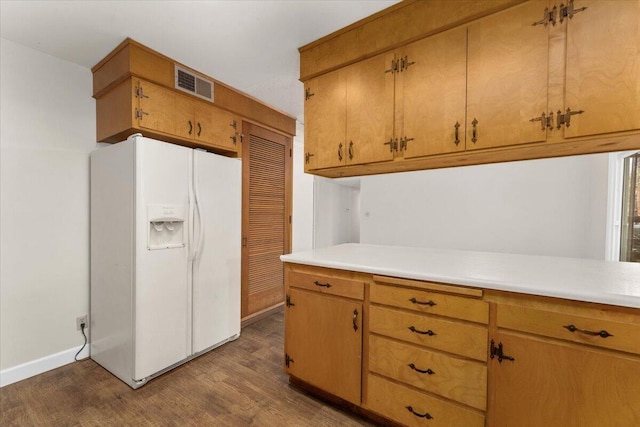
{"left": 76, "top": 315, "right": 88, "bottom": 331}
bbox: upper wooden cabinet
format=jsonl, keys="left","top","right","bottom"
{"left": 467, "top": 1, "right": 549, "bottom": 150}
{"left": 92, "top": 38, "right": 295, "bottom": 154}
{"left": 300, "top": 0, "right": 640, "bottom": 178}
{"left": 304, "top": 54, "right": 393, "bottom": 170}
{"left": 563, "top": 0, "right": 640, "bottom": 139}
{"left": 97, "top": 78, "right": 240, "bottom": 155}
{"left": 400, "top": 26, "right": 467, "bottom": 158}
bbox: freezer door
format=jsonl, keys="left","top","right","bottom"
{"left": 192, "top": 149, "right": 241, "bottom": 354}
{"left": 134, "top": 137, "right": 192, "bottom": 380}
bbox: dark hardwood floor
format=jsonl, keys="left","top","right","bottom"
{"left": 0, "top": 311, "right": 375, "bottom": 426}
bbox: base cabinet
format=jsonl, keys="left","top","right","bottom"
{"left": 489, "top": 332, "right": 640, "bottom": 427}
{"left": 284, "top": 268, "right": 364, "bottom": 405}
{"left": 282, "top": 263, "right": 640, "bottom": 427}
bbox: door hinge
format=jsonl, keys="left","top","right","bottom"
{"left": 285, "top": 294, "right": 295, "bottom": 307}
{"left": 385, "top": 59, "right": 400, "bottom": 74}
{"left": 532, "top": 5, "right": 557, "bottom": 26}
{"left": 559, "top": 0, "right": 587, "bottom": 23}
{"left": 383, "top": 138, "right": 398, "bottom": 152}
{"left": 289, "top": 215, "right": 292, "bottom": 224}
{"left": 135, "top": 108, "right": 149, "bottom": 120}
{"left": 529, "top": 112, "right": 554, "bottom": 131}
{"left": 305, "top": 88, "right": 315, "bottom": 101}
{"left": 399, "top": 55, "right": 415, "bottom": 72}
{"left": 305, "top": 152, "right": 315, "bottom": 164}
{"left": 285, "top": 353, "right": 294, "bottom": 368}
{"left": 555, "top": 107, "right": 584, "bottom": 129}
{"left": 135, "top": 85, "right": 149, "bottom": 99}
{"left": 290, "top": 148, "right": 292, "bottom": 157}
{"left": 399, "top": 136, "right": 414, "bottom": 151}
{"left": 490, "top": 339, "right": 515, "bottom": 363}
{"left": 242, "top": 237, "right": 247, "bottom": 248}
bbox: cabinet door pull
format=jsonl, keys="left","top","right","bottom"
{"left": 408, "top": 326, "right": 436, "bottom": 336}
{"left": 454, "top": 121, "right": 460, "bottom": 145}
{"left": 348, "top": 141, "right": 354, "bottom": 160}
{"left": 353, "top": 309, "right": 359, "bottom": 332}
{"left": 406, "top": 406, "right": 433, "bottom": 420}
{"left": 409, "top": 297, "right": 436, "bottom": 307}
{"left": 197, "top": 122, "right": 202, "bottom": 137}
{"left": 563, "top": 324, "right": 613, "bottom": 338}
{"left": 338, "top": 143, "right": 343, "bottom": 161}
{"left": 471, "top": 118, "right": 478, "bottom": 143}
{"left": 408, "top": 363, "right": 435, "bottom": 375}
{"left": 313, "top": 280, "right": 331, "bottom": 288}
{"left": 188, "top": 120, "right": 193, "bottom": 135}
{"left": 383, "top": 139, "right": 394, "bottom": 152}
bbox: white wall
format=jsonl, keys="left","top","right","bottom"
{"left": 313, "top": 178, "right": 354, "bottom": 248}
{"left": 292, "top": 121, "right": 314, "bottom": 253}
{"left": 360, "top": 154, "right": 609, "bottom": 260}
{"left": 0, "top": 39, "right": 96, "bottom": 379}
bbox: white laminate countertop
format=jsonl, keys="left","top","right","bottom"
{"left": 280, "top": 243, "right": 640, "bottom": 309}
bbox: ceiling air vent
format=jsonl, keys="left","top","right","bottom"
{"left": 175, "top": 65, "right": 214, "bottom": 102}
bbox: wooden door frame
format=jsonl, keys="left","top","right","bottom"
{"left": 241, "top": 121, "right": 293, "bottom": 323}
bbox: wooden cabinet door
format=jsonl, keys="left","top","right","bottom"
{"left": 304, "top": 71, "right": 347, "bottom": 170}
{"left": 285, "top": 288, "right": 362, "bottom": 405}
{"left": 137, "top": 80, "right": 194, "bottom": 140}
{"left": 345, "top": 53, "right": 394, "bottom": 165}
{"left": 489, "top": 332, "right": 640, "bottom": 427}
{"left": 401, "top": 27, "right": 467, "bottom": 158}
{"left": 194, "top": 102, "right": 239, "bottom": 153}
{"left": 563, "top": 0, "right": 640, "bottom": 138}
{"left": 467, "top": 1, "right": 549, "bottom": 150}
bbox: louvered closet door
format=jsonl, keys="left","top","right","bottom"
{"left": 242, "top": 122, "right": 292, "bottom": 318}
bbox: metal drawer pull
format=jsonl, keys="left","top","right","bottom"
{"left": 409, "top": 297, "right": 436, "bottom": 307}
{"left": 563, "top": 324, "right": 613, "bottom": 338}
{"left": 313, "top": 280, "right": 331, "bottom": 288}
{"left": 353, "top": 309, "right": 359, "bottom": 332}
{"left": 408, "top": 363, "right": 435, "bottom": 375}
{"left": 408, "top": 326, "right": 436, "bottom": 336}
{"left": 406, "top": 406, "right": 433, "bottom": 420}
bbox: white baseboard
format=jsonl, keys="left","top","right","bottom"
{"left": 0, "top": 345, "right": 89, "bottom": 388}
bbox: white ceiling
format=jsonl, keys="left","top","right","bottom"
{"left": 0, "top": 0, "right": 399, "bottom": 123}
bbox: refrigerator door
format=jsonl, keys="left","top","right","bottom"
{"left": 192, "top": 149, "right": 241, "bottom": 354}
{"left": 134, "top": 137, "right": 193, "bottom": 380}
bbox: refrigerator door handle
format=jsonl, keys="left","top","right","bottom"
{"left": 192, "top": 154, "right": 205, "bottom": 261}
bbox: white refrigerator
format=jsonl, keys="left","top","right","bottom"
{"left": 90, "top": 134, "right": 241, "bottom": 388}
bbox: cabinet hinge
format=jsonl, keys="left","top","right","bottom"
{"left": 399, "top": 136, "right": 414, "bottom": 151}
{"left": 385, "top": 59, "right": 400, "bottom": 74}
{"left": 555, "top": 107, "right": 584, "bottom": 130}
{"left": 290, "top": 148, "right": 292, "bottom": 157}
{"left": 285, "top": 294, "right": 295, "bottom": 307}
{"left": 135, "top": 108, "right": 149, "bottom": 120}
{"left": 529, "top": 112, "right": 554, "bottom": 131}
{"left": 289, "top": 215, "right": 292, "bottom": 224}
{"left": 532, "top": 5, "right": 557, "bottom": 26}
{"left": 304, "top": 152, "right": 315, "bottom": 164}
{"left": 285, "top": 353, "right": 294, "bottom": 368}
{"left": 490, "top": 339, "right": 515, "bottom": 363}
{"left": 399, "top": 56, "right": 415, "bottom": 72}
{"left": 559, "top": 0, "right": 587, "bottom": 23}
{"left": 305, "top": 88, "right": 315, "bottom": 101}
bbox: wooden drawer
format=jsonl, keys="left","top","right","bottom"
{"left": 498, "top": 304, "right": 640, "bottom": 355}
{"left": 367, "top": 374, "right": 485, "bottom": 427}
{"left": 369, "top": 305, "right": 488, "bottom": 361}
{"left": 287, "top": 270, "right": 364, "bottom": 300}
{"left": 371, "top": 283, "right": 488, "bottom": 324}
{"left": 369, "top": 335, "right": 487, "bottom": 410}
